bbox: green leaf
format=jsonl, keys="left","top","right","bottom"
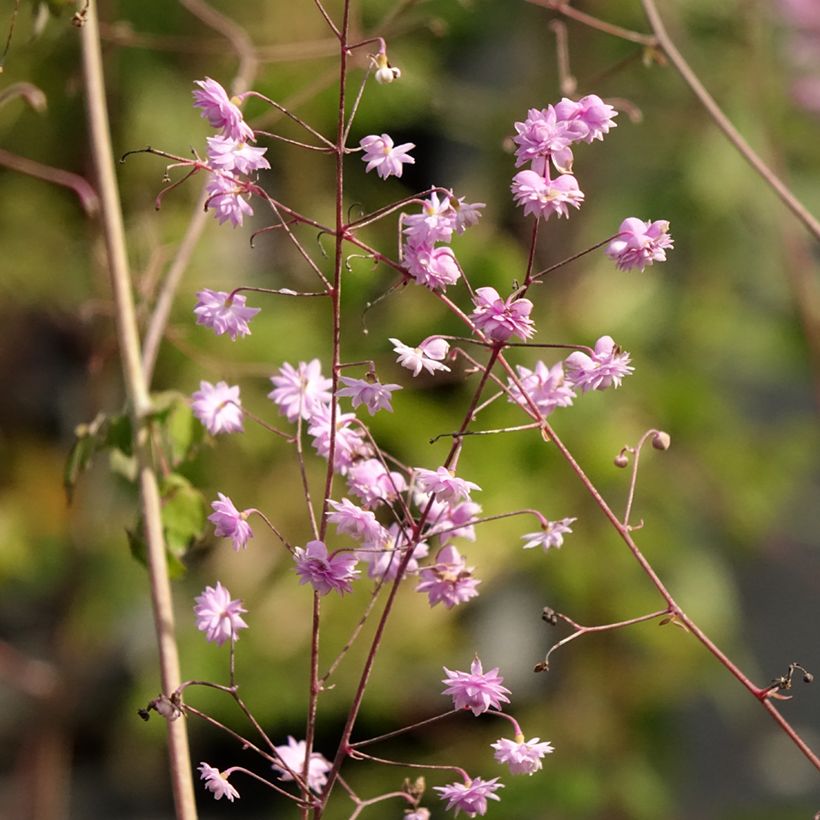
{"left": 164, "top": 394, "right": 205, "bottom": 466}
{"left": 160, "top": 473, "right": 207, "bottom": 562}
{"left": 63, "top": 412, "right": 109, "bottom": 503}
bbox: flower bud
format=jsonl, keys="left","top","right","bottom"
{"left": 614, "top": 453, "right": 629, "bottom": 468}
{"left": 652, "top": 431, "right": 671, "bottom": 450}
{"left": 373, "top": 52, "right": 401, "bottom": 84}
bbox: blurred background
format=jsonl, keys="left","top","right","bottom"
{"left": 0, "top": 0, "right": 819, "bottom": 818}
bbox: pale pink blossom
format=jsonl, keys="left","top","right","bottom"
{"left": 511, "top": 170, "right": 584, "bottom": 221}
{"left": 491, "top": 737, "right": 554, "bottom": 775}
{"left": 327, "top": 498, "right": 387, "bottom": 546}
{"left": 269, "top": 359, "right": 333, "bottom": 422}
{"left": 198, "top": 762, "right": 240, "bottom": 802}
{"left": 403, "top": 192, "right": 457, "bottom": 244}
{"left": 416, "top": 544, "right": 480, "bottom": 608}
{"left": 606, "top": 217, "right": 674, "bottom": 271}
{"left": 272, "top": 736, "right": 332, "bottom": 792}
{"left": 452, "top": 195, "right": 486, "bottom": 233}
{"left": 206, "top": 135, "right": 270, "bottom": 175}
{"left": 564, "top": 336, "right": 634, "bottom": 392}
{"left": 513, "top": 105, "right": 582, "bottom": 174}
{"left": 423, "top": 498, "right": 482, "bottom": 542}
{"left": 194, "top": 288, "right": 260, "bottom": 340}
{"left": 360, "top": 133, "right": 415, "bottom": 179}
{"left": 390, "top": 337, "right": 451, "bottom": 376}
{"left": 205, "top": 173, "right": 254, "bottom": 227}
{"left": 414, "top": 466, "right": 481, "bottom": 505}
{"left": 307, "top": 403, "right": 371, "bottom": 473}
{"left": 441, "top": 656, "right": 511, "bottom": 715}
{"left": 193, "top": 77, "right": 254, "bottom": 142}
{"left": 506, "top": 361, "right": 575, "bottom": 416}
{"left": 469, "top": 286, "right": 535, "bottom": 342}
{"left": 435, "top": 777, "right": 504, "bottom": 817}
{"left": 294, "top": 540, "right": 359, "bottom": 596}
{"left": 346, "top": 458, "right": 407, "bottom": 509}
{"left": 362, "top": 524, "right": 429, "bottom": 581}
{"left": 403, "top": 241, "right": 462, "bottom": 290}
{"left": 194, "top": 581, "right": 248, "bottom": 646}
{"left": 209, "top": 492, "right": 253, "bottom": 551}
{"left": 521, "top": 517, "right": 576, "bottom": 551}
{"left": 337, "top": 375, "right": 402, "bottom": 415}
{"left": 191, "top": 380, "right": 243, "bottom": 435}
{"left": 554, "top": 94, "right": 618, "bottom": 143}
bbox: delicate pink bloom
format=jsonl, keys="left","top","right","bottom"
{"left": 513, "top": 105, "right": 583, "bottom": 174}
{"left": 307, "top": 403, "right": 371, "bottom": 473}
{"left": 470, "top": 286, "right": 535, "bottom": 342}
{"left": 327, "top": 498, "right": 387, "bottom": 547}
{"left": 272, "top": 736, "right": 332, "bottom": 792}
{"left": 452, "top": 195, "right": 486, "bottom": 233}
{"left": 205, "top": 173, "right": 254, "bottom": 227}
{"left": 403, "top": 241, "right": 462, "bottom": 290}
{"left": 565, "top": 336, "right": 634, "bottom": 392}
{"left": 337, "top": 375, "right": 402, "bottom": 415}
{"left": 606, "top": 217, "right": 674, "bottom": 271}
{"left": 206, "top": 135, "right": 270, "bottom": 176}
{"left": 269, "top": 359, "right": 333, "bottom": 422}
{"left": 346, "top": 458, "right": 407, "bottom": 509}
{"left": 209, "top": 492, "right": 254, "bottom": 551}
{"left": 390, "top": 337, "right": 451, "bottom": 376}
{"left": 521, "top": 516, "right": 576, "bottom": 551}
{"left": 362, "top": 524, "right": 429, "bottom": 581}
{"left": 193, "top": 77, "right": 254, "bottom": 142}
{"left": 423, "top": 498, "right": 482, "bottom": 542}
{"left": 491, "top": 737, "right": 554, "bottom": 775}
{"left": 416, "top": 544, "right": 480, "bottom": 608}
{"left": 403, "top": 192, "right": 457, "bottom": 244}
{"left": 435, "top": 777, "right": 504, "bottom": 817}
{"left": 442, "top": 656, "right": 511, "bottom": 715}
{"left": 415, "top": 466, "right": 481, "bottom": 505}
{"left": 511, "top": 170, "right": 584, "bottom": 220}
{"left": 198, "top": 762, "right": 240, "bottom": 802}
{"left": 194, "top": 288, "right": 260, "bottom": 340}
{"left": 506, "top": 361, "right": 575, "bottom": 416}
{"left": 360, "top": 133, "right": 416, "bottom": 179}
{"left": 191, "top": 380, "right": 244, "bottom": 435}
{"left": 294, "top": 540, "right": 359, "bottom": 596}
{"left": 554, "top": 94, "right": 618, "bottom": 143}
{"left": 194, "top": 581, "right": 248, "bottom": 646}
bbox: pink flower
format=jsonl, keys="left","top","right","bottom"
{"left": 390, "top": 337, "right": 451, "bottom": 376}
{"left": 554, "top": 94, "right": 618, "bottom": 143}
{"left": 294, "top": 540, "right": 359, "bottom": 596}
{"left": 416, "top": 544, "right": 480, "bottom": 608}
{"left": 491, "top": 737, "right": 554, "bottom": 775}
{"left": 469, "top": 286, "right": 535, "bottom": 342}
{"left": 362, "top": 524, "right": 429, "bottom": 581}
{"left": 208, "top": 492, "right": 253, "bottom": 551}
{"left": 452, "top": 195, "right": 486, "bottom": 233}
{"left": 434, "top": 777, "right": 504, "bottom": 817}
{"left": 326, "top": 498, "right": 387, "bottom": 547}
{"left": 360, "top": 133, "right": 416, "bottom": 179}
{"left": 191, "top": 380, "right": 244, "bottom": 435}
{"left": 564, "top": 336, "right": 634, "bottom": 392}
{"left": 403, "top": 241, "right": 462, "bottom": 290}
{"left": 506, "top": 361, "right": 575, "bottom": 416}
{"left": 307, "top": 403, "right": 371, "bottom": 473}
{"left": 205, "top": 173, "right": 254, "bottom": 227}
{"left": 521, "top": 517, "right": 576, "bottom": 551}
{"left": 414, "top": 466, "right": 481, "bottom": 505}
{"left": 403, "top": 192, "right": 457, "bottom": 244}
{"left": 511, "top": 170, "right": 584, "bottom": 220}
{"left": 346, "top": 458, "right": 407, "bottom": 509}
{"left": 513, "top": 105, "right": 582, "bottom": 174}
{"left": 198, "top": 762, "right": 240, "bottom": 802}
{"left": 194, "top": 581, "right": 248, "bottom": 646}
{"left": 269, "top": 359, "right": 333, "bottom": 422}
{"left": 606, "top": 217, "right": 674, "bottom": 271}
{"left": 193, "top": 77, "right": 254, "bottom": 142}
{"left": 337, "top": 375, "right": 402, "bottom": 415}
{"left": 206, "top": 135, "right": 270, "bottom": 175}
{"left": 272, "top": 736, "right": 332, "bottom": 792}
{"left": 194, "top": 288, "right": 260, "bottom": 340}
{"left": 441, "top": 656, "right": 511, "bottom": 715}
{"left": 423, "top": 498, "right": 482, "bottom": 542}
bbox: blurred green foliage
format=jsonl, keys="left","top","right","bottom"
{"left": 0, "top": 0, "right": 818, "bottom": 818}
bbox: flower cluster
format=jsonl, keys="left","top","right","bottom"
{"left": 510, "top": 95, "right": 617, "bottom": 221}
{"left": 401, "top": 191, "right": 484, "bottom": 290}
{"left": 194, "top": 77, "right": 267, "bottom": 227}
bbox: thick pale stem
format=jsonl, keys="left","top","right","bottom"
{"left": 79, "top": 4, "right": 197, "bottom": 817}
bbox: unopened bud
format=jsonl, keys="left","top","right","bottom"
{"left": 614, "top": 453, "right": 629, "bottom": 468}
{"left": 373, "top": 52, "right": 401, "bottom": 84}
{"left": 652, "top": 431, "right": 671, "bottom": 451}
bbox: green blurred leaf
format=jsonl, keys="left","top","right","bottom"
{"left": 159, "top": 473, "right": 206, "bottom": 563}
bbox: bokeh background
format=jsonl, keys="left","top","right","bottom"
{"left": 1, "top": 0, "right": 819, "bottom": 818}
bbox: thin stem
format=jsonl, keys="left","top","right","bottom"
{"left": 79, "top": 4, "right": 196, "bottom": 818}
{"left": 526, "top": 0, "right": 657, "bottom": 47}
{"left": 351, "top": 710, "right": 459, "bottom": 749}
